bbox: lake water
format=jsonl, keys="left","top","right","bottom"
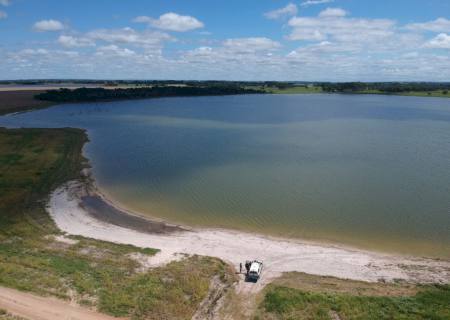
{"left": 1, "top": 94, "right": 450, "bottom": 257}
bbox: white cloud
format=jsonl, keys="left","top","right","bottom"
{"left": 0, "top": 0, "right": 10, "bottom": 6}
{"left": 264, "top": 3, "right": 298, "bottom": 20}
{"left": 289, "top": 28, "right": 327, "bottom": 41}
{"left": 33, "top": 19, "right": 65, "bottom": 32}
{"left": 133, "top": 12, "right": 204, "bottom": 32}
{"left": 3, "top": 5, "right": 450, "bottom": 81}
{"left": 57, "top": 35, "right": 95, "bottom": 48}
{"left": 318, "top": 8, "right": 347, "bottom": 18}
{"left": 223, "top": 37, "right": 281, "bottom": 53}
{"left": 0, "top": 10, "right": 6, "bottom": 19}
{"left": 133, "top": 16, "right": 151, "bottom": 23}
{"left": 96, "top": 45, "right": 136, "bottom": 57}
{"left": 287, "top": 11, "right": 396, "bottom": 45}
{"left": 405, "top": 18, "right": 450, "bottom": 33}
{"left": 87, "top": 27, "right": 173, "bottom": 47}
{"left": 187, "top": 46, "right": 213, "bottom": 56}
{"left": 301, "top": 0, "right": 334, "bottom": 7}
{"left": 289, "top": 40, "right": 359, "bottom": 55}
{"left": 425, "top": 33, "right": 450, "bottom": 49}
{"left": 402, "top": 52, "right": 419, "bottom": 58}
{"left": 181, "top": 37, "right": 283, "bottom": 75}
{"left": 18, "top": 48, "right": 49, "bottom": 55}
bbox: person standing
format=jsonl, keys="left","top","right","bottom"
{"left": 245, "top": 261, "right": 250, "bottom": 274}
{"left": 239, "top": 263, "right": 242, "bottom": 273}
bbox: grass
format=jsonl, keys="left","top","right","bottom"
{"left": 0, "top": 127, "right": 235, "bottom": 319}
{"left": 254, "top": 272, "right": 450, "bottom": 320}
{"left": 249, "top": 85, "right": 450, "bottom": 98}
{"left": 397, "top": 90, "right": 450, "bottom": 98}
{"left": 342, "top": 89, "right": 450, "bottom": 98}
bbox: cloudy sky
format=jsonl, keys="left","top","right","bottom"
{"left": 0, "top": 0, "right": 449, "bottom": 81}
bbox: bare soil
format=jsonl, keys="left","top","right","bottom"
{"left": 0, "top": 286, "right": 126, "bottom": 320}
{"left": 0, "top": 90, "right": 53, "bottom": 115}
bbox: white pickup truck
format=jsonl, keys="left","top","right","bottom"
{"left": 247, "top": 260, "right": 263, "bottom": 282}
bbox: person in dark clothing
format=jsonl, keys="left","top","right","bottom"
{"left": 245, "top": 261, "right": 250, "bottom": 274}
{"left": 239, "top": 263, "right": 242, "bottom": 273}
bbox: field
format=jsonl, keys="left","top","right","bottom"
{"left": 255, "top": 84, "right": 450, "bottom": 98}
{"left": 397, "top": 90, "right": 450, "bottom": 98}
{"left": 0, "top": 91, "right": 54, "bottom": 115}
{"left": 346, "top": 89, "right": 450, "bottom": 98}
{"left": 255, "top": 272, "right": 450, "bottom": 320}
{"left": 0, "top": 128, "right": 235, "bottom": 319}
{"left": 264, "top": 86, "right": 323, "bottom": 94}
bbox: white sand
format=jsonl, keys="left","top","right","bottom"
{"left": 47, "top": 182, "right": 450, "bottom": 292}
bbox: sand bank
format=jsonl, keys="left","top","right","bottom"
{"left": 47, "top": 181, "right": 450, "bottom": 291}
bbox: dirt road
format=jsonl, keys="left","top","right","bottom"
{"left": 0, "top": 286, "right": 125, "bottom": 320}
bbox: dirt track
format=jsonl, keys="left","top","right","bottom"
{"left": 0, "top": 286, "right": 126, "bottom": 320}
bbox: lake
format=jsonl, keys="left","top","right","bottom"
{"left": 1, "top": 94, "right": 449, "bottom": 257}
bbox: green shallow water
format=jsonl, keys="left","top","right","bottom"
{"left": 1, "top": 94, "right": 449, "bottom": 257}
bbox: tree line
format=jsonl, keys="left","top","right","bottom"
{"left": 35, "top": 85, "right": 264, "bottom": 102}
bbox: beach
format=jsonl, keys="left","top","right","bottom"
{"left": 47, "top": 180, "right": 450, "bottom": 293}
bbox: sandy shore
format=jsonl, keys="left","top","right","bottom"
{"left": 47, "top": 181, "right": 450, "bottom": 292}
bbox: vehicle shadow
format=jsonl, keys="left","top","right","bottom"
{"left": 244, "top": 274, "right": 258, "bottom": 283}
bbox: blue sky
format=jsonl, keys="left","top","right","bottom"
{"left": 0, "top": 0, "right": 449, "bottom": 80}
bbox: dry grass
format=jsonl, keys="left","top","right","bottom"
{"left": 271, "top": 272, "right": 418, "bottom": 297}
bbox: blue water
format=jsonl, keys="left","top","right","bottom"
{"left": 2, "top": 94, "right": 450, "bottom": 257}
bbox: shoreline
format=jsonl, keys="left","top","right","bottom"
{"left": 1, "top": 89, "right": 449, "bottom": 119}
{"left": 47, "top": 179, "right": 450, "bottom": 289}
{"left": 89, "top": 168, "right": 450, "bottom": 260}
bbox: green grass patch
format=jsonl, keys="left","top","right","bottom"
{"left": 256, "top": 282, "right": 450, "bottom": 320}
{"left": 322, "top": 89, "right": 450, "bottom": 98}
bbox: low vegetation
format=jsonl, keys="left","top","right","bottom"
{"left": 264, "top": 85, "right": 323, "bottom": 94}
{"left": 0, "top": 128, "right": 235, "bottom": 319}
{"left": 255, "top": 272, "right": 450, "bottom": 320}
{"left": 0, "top": 309, "right": 26, "bottom": 320}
